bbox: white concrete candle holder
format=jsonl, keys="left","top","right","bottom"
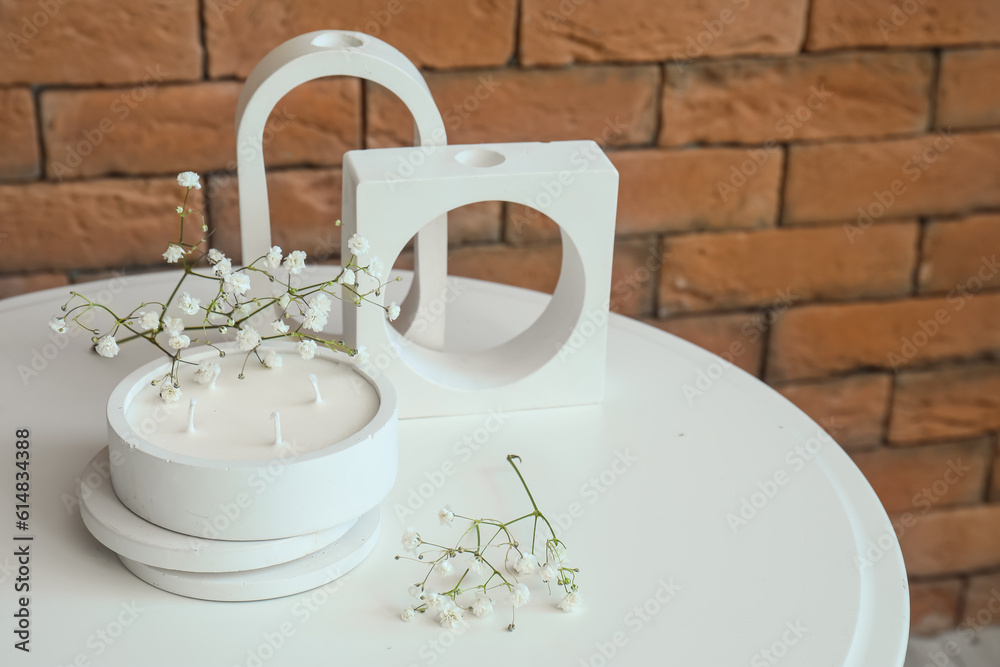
{"left": 342, "top": 141, "right": 619, "bottom": 417}
{"left": 236, "top": 29, "right": 449, "bottom": 350}
{"left": 106, "top": 342, "right": 397, "bottom": 541}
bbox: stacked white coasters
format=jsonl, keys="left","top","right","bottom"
{"left": 79, "top": 344, "right": 398, "bottom": 602}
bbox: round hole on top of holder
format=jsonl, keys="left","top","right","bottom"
{"left": 454, "top": 149, "right": 505, "bottom": 168}
{"left": 310, "top": 32, "right": 365, "bottom": 49}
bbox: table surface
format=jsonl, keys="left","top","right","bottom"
{"left": 0, "top": 269, "right": 908, "bottom": 667}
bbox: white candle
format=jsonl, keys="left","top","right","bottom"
{"left": 124, "top": 348, "right": 379, "bottom": 462}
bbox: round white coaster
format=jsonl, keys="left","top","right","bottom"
{"left": 117, "top": 507, "right": 380, "bottom": 601}
{"left": 80, "top": 447, "right": 356, "bottom": 573}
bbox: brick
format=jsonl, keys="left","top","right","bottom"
{"left": 909, "top": 580, "right": 962, "bottom": 636}
{"left": 964, "top": 573, "right": 1000, "bottom": 627}
{"left": 520, "top": 0, "right": 807, "bottom": 65}
{"left": 0, "top": 178, "right": 205, "bottom": 272}
{"left": 920, "top": 214, "right": 1000, "bottom": 294}
{"left": 852, "top": 439, "right": 991, "bottom": 513}
{"left": 0, "top": 272, "right": 68, "bottom": 299}
{"left": 204, "top": 0, "right": 516, "bottom": 78}
{"left": 41, "top": 80, "right": 360, "bottom": 180}
{"left": 611, "top": 148, "right": 782, "bottom": 234}
{"left": 366, "top": 67, "right": 658, "bottom": 149}
{"left": 784, "top": 132, "right": 1000, "bottom": 225}
{"left": 808, "top": 0, "right": 1000, "bottom": 50}
{"left": 0, "top": 0, "right": 201, "bottom": 84}
{"left": 775, "top": 374, "right": 891, "bottom": 450}
{"left": 938, "top": 49, "right": 1000, "bottom": 130}
{"left": 644, "top": 313, "right": 764, "bottom": 376}
{"left": 769, "top": 294, "right": 1000, "bottom": 382}
{"left": 447, "top": 240, "right": 654, "bottom": 317}
{"left": 505, "top": 205, "right": 560, "bottom": 245}
{"left": 897, "top": 504, "right": 1000, "bottom": 576}
{"left": 208, "top": 169, "right": 500, "bottom": 264}
{"left": 889, "top": 364, "right": 1000, "bottom": 444}
{"left": 659, "top": 223, "right": 917, "bottom": 313}
{"left": 0, "top": 88, "right": 39, "bottom": 180}
{"left": 660, "top": 52, "right": 931, "bottom": 146}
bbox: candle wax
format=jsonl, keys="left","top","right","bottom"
{"left": 125, "top": 349, "right": 380, "bottom": 462}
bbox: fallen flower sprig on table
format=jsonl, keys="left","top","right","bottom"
{"left": 396, "top": 454, "right": 582, "bottom": 631}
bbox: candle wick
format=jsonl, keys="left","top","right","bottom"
{"left": 271, "top": 411, "right": 283, "bottom": 446}
{"left": 309, "top": 373, "right": 322, "bottom": 403}
{"left": 187, "top": 399, "right": 197, "bottom": 433}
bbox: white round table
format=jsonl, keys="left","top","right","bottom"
{"left": 0, "top": 270, "right": 907, "bottom": 666}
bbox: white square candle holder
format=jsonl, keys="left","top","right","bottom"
{"left": 342, "top": 141, "right": 619, "bottom": 418}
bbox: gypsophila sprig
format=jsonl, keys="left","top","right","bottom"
{"left": 396, "top": 455, "right": 582, "bottom": 631}
{"left": 55, "top": 171, "right": 398, "bottom": 401}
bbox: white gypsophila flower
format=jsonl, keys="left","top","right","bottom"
{"left": 548, "top": 542, "right": 567, "bottom": 564}
{"left": 515, "top": 554, "right": 539, "bottom": 575}
{"left": 163, "top": 244, "right": 185, "bottom": 263}
{"left": 265, "top": 245, "right": 282, "bottom": 269}
{"left": 347, "top": 233, "right": 370, "bottom": 256}
{"left": 262, "top": 348, "right": 282, "bottom": 369}
{"left": 507, "top": 583, "right": 530, "bottom": 608}
{"left": 224, "top": 272, "right": 251, "bottom": 297}
{"left": 471, "top": 591, "right": 494, "bottom": 618}
{"left": 95, "top": 335, "right": 119, "bottom": 358}
{"left": 341, "top": 268, "right": 356, "bottom": 286}
{"left": 438, "top": 506, "right": 455, "bottom": 526}
{"left": 175, "top": 206, "right": 184, "bottom": 214}
{"left": 49, "top": 316, "right": 67, "bottom": 334}
{"left": 271, "top": 319, "right": 289, "bottom": 335}
{"left": 302, "top": 307, "right": 329, "bottom": 333}
{"left": 168, "top": 334, "right": 191, "bottom": 350}
{"left": 557, "top": 591, "right": 583, "bottom": 613}
{"left": 236, "top": 326, "right": 261, "bottom": 351}
{"left": 408, "top": 584, "right": 424, "bottom": 600}
{"left": 138, "top": 311, "right": 160, "bottom": 331}
{"left": 308, "top": 292, "right": 332, "bottom": 315}
{"left": 177, "top": 171, "right": 201, "bottom": 189}
{"left": 163, "top": 317, "right": 184, "bottom": 335}
{"left": 354, "top": 345, "right": 369, "bottom": 364}
{"left": 207, "top": 248, "right": 224, "bottom": 264}
{"left": 298, "top": 339, "right": 317, "bottom": 360}
{"left": 277, "top": 293, "right": 291, "bottom": 308}
{"left": 387, "top": 301, "right": 400, "bottom": 321}
{"left": 540, "top": 562, "right": 558, "bottom": 582}
{"left": 438, "top": 605, "right": 464, "bottom": 630}
{"left": 234, "top": 303, "right": 251, "bottom": 319}
{"left": 178, "top": 293, "right": 200, "bottom": 316}
{"left": 434, "top": 558, "right": 454, "bottom": 577}
{"left": 193, "top": 362, "right": 219, "bottom": 385}
{"left": 218, "top": 326, "right": 228, "bottom": 334}
{"left": 159, "top": 383, "right": 182, "bottom": 403}
{"left": 400, "top": 608, "right": 415, "bottom": 623}
{"left": 468, "top": 554, "right": 488, "bottom": 576}
{"left": 366, "top": 257, "right": 384, "bottom": 280}
{"left": 283, "top": 250, "right": 307, "bottom": 275}
{"left": 425, "top": 593, "right": 451, "bottom": 612}
{"left": 214, "top": 257, "right": 233, "bottom": 278}
{"left": 401, "top": 527, "right": 420, "bottom": 553}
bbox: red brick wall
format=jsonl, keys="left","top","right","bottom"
{"left": 2, "top": 0, "right": 999, "bottom": 636}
